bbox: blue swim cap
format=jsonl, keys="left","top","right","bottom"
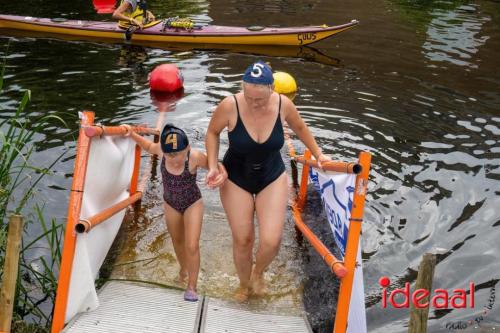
{"left": 242, "top": 61, "right": 274, "bottom": 85}
{"left": 160, "top": 123, "right": 189, "bottom": 153}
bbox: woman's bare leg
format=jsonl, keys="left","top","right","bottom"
{"left": 220, "top": 179, "right": 255, "bottom": 301}
{"left": 253, "top": 173, "right": 288, "bottom": 295}
{"left": 182, "top": 199, "right": 204, "bottom": 291}
{"left": 164, "top": 202, "right": 188, "bottom": 282}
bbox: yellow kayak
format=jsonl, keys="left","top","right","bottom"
{"left": 0, "top": 14, "right": 359, "bottom": 46}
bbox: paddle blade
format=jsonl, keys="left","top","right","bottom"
{"left": 93, "top": 0, "right": 116, "bottom": 14}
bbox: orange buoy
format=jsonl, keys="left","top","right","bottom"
{"left": 149, "top": 64, "right": 184, "bottom": 93}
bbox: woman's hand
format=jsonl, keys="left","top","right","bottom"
{"left": 316, "top": 153, "right": 332, "bottom": 170}
{"left": 214, "top": 162, "right": 228, "bottom": 187}
{"left": 206, "top": 164, "right": 227, "bottom": 188}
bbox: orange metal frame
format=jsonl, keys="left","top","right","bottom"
{"left": 292, "top": 202, "right": 348, "bottom": 278}
{"left": 84, "top": 124, "right": 159, "bottom": 137}
{"left": 52, "top": 116, "right": 369, "bottom": 333}
{"left": 130, "top": 144, "right": 142, "bottom": 195}
{"left": 293, "top": 156, "right": 362, "bottom": 174}
{"left": 51, "top": 113, "right": 145, "bottom": 333}
{"left": 297, "top": 150, "right": 312, "bottom": 210}
{"left": 75, "top": 192, "right": 142, "bottom": 233}
{"left": 287, "top": 129, "right": 371, "bottom": 333}
{"left": 51, "top": 111, "right": 95, "bottom": 333}
{"left": 333, "top": 151, "right": 371, "bottom": 333}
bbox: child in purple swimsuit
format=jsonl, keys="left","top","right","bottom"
{"left": 125, "top": 123, "right": 227, "bottom": 302}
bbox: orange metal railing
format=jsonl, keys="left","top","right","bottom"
{"left": 75, "top": 192, "right": 142, "bottom": 233}
{"left": 286, "top": 127, "right": 371, "bottom": 333}
{"left": 84, "top": 124, "right": 159, "bottom": 137}
{"left": 51, "top": 111, "right": 95, "bottom": 333}
{"left": 292, "top": 156, "right": 362, "bottom": 174}
{"left": 51, "top": 113, "right": 155, "bottom": 333}
{"left": 53, "top": 113, "right": 369, "bottom": 333}
{"left": 333, "top": 151, "right": 371, "bottom": 333}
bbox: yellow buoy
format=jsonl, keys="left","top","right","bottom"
{"left": 273, "top": 71, "right": 297, "bottom": 95}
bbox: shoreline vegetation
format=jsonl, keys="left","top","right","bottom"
{"left": 1, "top": 56, "right": 66, "bottom": 333}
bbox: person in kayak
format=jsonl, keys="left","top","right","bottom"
{"left": 112, "top": 0, "right": 155, "bottom": 30}
{"left": 205, "top": 61, "right": 331, "bottom": 302}
{"left": 124, "top": 123, "right": 227, "bottom": 301}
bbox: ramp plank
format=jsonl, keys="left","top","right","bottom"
{"left": 63, "top": 281, "right": 202, "bottom": 333}
{"left": 200, "top": 297, "right": 312, "bottom": 333}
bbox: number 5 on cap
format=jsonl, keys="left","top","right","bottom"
{"left": 166, "top": 133, "right": 178, "bottom": 149}
{"left": 251, "top": 63, "right": 264, "bottom": 78}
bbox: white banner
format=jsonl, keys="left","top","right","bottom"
{"left": 309, "top": 168, "right": 367, "bottom": 333}
{"left": 65, "top": 135, "right": 136, "bottom": 322}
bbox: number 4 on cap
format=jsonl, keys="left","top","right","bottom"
{"left": 166, "top": 133, "right": 178, "bottom": 149}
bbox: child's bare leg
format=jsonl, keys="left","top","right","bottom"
{"left": 183, "top": 199, "right": 203, "bottom": 291}
{"left": 164, "top": 202, "right": 187, "bottom": 281}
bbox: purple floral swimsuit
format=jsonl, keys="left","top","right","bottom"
{"left": 160, "top": 151, "right": 202, "bottom": 213}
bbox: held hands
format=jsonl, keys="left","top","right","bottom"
{"left": 205, "top": 163, "right": 227, "bottom": 189}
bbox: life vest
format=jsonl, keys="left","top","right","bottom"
{"left": 118, "top": 0, "right": 148, "bottom": 29}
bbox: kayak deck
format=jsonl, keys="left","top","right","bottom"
{"left": 0, "top": 14, "right": 358, "bottom": 46}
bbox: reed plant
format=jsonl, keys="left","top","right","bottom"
{"left": 1, "top": 55, "right": 67, "bottom": 331}
{"left": 14, "top": 205, "right": 64, "bottom": 331}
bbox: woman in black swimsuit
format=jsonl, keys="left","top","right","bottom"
{"left": 205, "top": 61, "right": 331, "bottom": 302}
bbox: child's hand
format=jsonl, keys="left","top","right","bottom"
{"left": 206, "top": 167, "right": 223, "bottom": 189}
{"left": 122, "top": 124, "right": 132, "bottom": 136}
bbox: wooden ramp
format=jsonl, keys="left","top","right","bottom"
{"left": 63, "top": 281, "right": 312, "bottom": 333}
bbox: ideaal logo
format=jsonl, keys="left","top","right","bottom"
{"left": 379, "top": 277, "right": 475, "bottom": 309}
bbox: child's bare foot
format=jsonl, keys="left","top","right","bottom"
{"left": 250, "top": 272, "right": 267, "bottom": 297}
{"left": 184, "top": 288, "right": 198, "bottom": 302}
{"left": 234, "top": 285, "right": 250, "bottom": 303}
{"left": 175, "top": 269, "right": 188, "bottom": 284}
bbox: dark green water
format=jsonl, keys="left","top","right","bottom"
{"left": 1, "top": 0, "right": 499, "bottom": 331}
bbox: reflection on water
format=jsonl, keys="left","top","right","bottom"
{"left": 217, "top": 0, "right": 322, "bottom": 16}
{"left": 423, "top": 4, "right": 490, "bottom": 68}
{"left": 1, "top": 0, "right": 500, "bottom": 332}
{"left": 0, "top": 28, "right": 341, "bottom": 67}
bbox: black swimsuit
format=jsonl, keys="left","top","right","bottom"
{"left": 222, "top": 95, "right": 285, "bottom": 195}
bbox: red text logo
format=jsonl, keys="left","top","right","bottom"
{"left": 379, "top": 276, "right": 475, "bottom": 309}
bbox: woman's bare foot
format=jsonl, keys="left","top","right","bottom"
{"left": 234, "top": 285, "right": 250, "bottom": 303}
{"left": 250, "top": 272, "right": 267, "bottom": 297}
